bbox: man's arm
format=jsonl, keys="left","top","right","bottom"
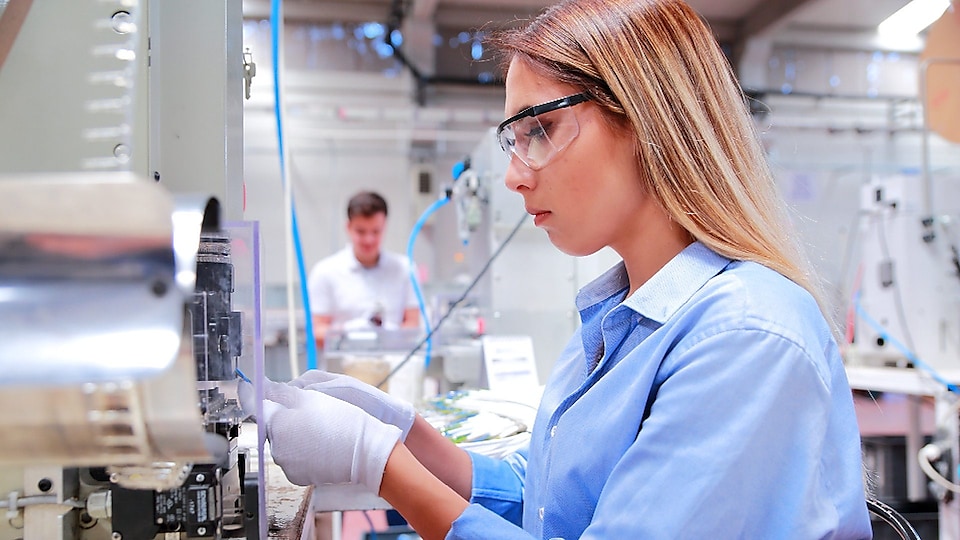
{"left": 401, "top": 306, "right": 420, "bottom": 329}
{"left": 312, "top": 314, "right": 333, "bottom": 350}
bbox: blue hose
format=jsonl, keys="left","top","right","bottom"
{"left": 271, "top": 0, "right": 318, "bottom": 371}
{"left": 855, "top": 294, "right": 958, "bottom": 393}
{"left": 407, "top": 196, "right": 451, "bottom": 368}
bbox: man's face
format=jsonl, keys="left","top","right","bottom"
{"left": 347, "top": 212, "right": 386, "bottom": 266}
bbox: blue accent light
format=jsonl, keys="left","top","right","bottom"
{"left": 362, "top": 22, "right": 385, "bottom": 39}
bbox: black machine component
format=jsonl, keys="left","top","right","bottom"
{"left": 109, "top": 454, "right": 257, "bottom": 540}
{"left": 193, "top": 232, "right": 243, "bottom": 383}
{"left": 111, "top": 465, "right": 221, "bottom": 538}
{"left": 105, "top": 230, "right": 257, "bottom": 540}
{"left": 242, "top": 458, "right": 261, "bottom": 537}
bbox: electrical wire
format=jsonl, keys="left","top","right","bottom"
{"left": 270, "top": 0, "right": 318, "bottom": 373}
{"left": 406, "top": 195, "right": 451, "bottom": 369}
{"left": 873, "top": 212, "right": 918, "bottom": 354}
{"left": 376, "top": 211, "right": 529, "bottom": 389}
{"left": 844, "top": 263, "right": 863, "bottom": 346}
{"left": 865, "top": 497, "right": 922, "bottom": 540}
{"left": 837, "top": 201, "right": 867, "bottom": 345}
{"left": 361, "top": 510, "right": 379, "bottom": 540}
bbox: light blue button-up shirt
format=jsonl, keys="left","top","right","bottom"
{"left": 447, "top": 242, "right": 871, "bottom": 539}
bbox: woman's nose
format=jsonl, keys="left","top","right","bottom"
{"left": 503, "top": 157, "right": 535, "bottom": 193}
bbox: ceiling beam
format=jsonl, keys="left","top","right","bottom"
{"left": 729, "top": 0, "right": 816, "bottom": 80}
{"left": 241, "top": 0, "right": 536, "bottom": 30}
{"left": 242, "top": 0, "right": 393, "bottom": 23}
{"left": 434, "top": 5, "right": 541, "bottom": 30}
{"left": 738, "top": 0, "right": 817, "bottom": 38}
{"left": 705, "top": 18, "right": 738, "bottom": 44}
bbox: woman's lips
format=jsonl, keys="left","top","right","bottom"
{"left": 527, "top": 207, "right": 550, "bottom": 226}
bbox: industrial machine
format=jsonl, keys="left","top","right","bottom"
{"left": 0, "top": 175, "right": 262, "bottom": 540}
{"left": 851, "top": 174, "right": 960, "bottom": 373}
{"left": 0, "top": 0, "right": 260, "bottom": 535}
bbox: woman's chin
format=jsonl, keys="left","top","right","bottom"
{"left": 546, "top": 232, "right": 601, "bottom": 258}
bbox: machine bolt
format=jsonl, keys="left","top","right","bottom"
{"left": 37, "top": 478, "right": 53, "bottom": 492}
{"left": 110, "top": 11, "right": 133, "bottom": 34}
{"left": 151, "top": 280, "right": 168, "bottom": 297}
{"left": 112, "top": 144, "right": 131, "bottom": 164}
{"left": 112, "top": 533, "right": 122, "bottom": 540}
{"left": 195, "top": 474, "right": 205, "bottom": 482}
{"left": 197, "top": 526, "right": 207, "bottom": 536}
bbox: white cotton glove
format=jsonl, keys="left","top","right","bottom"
{"left": 239, "top": 379, "right": 401, "bottom": 492}
{"left": 237, "top": 379, "right": 283, "bottom": 424}
{"left": 289, "top": 370, "right": 416, "bottom": 441}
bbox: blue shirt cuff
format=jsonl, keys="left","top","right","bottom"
{"left": 468, "top": 451, "right": 525, "bottom": 525}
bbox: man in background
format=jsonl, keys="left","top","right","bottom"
{"left": 307, "top": 190, "right": 420, "bottom": 350}
{"left": 308, "top": 190, "right": 420, "bottom": 538}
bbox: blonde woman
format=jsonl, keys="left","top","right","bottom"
{"left": 248, "top": 0, "right": 872, "bottom": 538}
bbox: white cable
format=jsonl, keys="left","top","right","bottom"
{"left": 917, "top": 443, "right": 960, "bottom": 494}
{"left": 915, "top": 394, "right": 960, "bottom": 493}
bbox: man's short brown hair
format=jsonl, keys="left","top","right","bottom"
{"left": 347, "top": 191, "right": 388, "bottom": 220}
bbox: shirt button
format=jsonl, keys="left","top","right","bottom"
{"left": 550, "top": 425, "right": 557, "bottom": 437}
{"left": 539, "top": 507, "right": 545, "bottom": 520}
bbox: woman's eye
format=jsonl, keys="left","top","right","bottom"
{"left": 524, "top": 124, "right": 546, "bottom": 140}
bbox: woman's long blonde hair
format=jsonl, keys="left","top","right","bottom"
{"left": 495, "top": 0, "right": 832, "bottom": 325}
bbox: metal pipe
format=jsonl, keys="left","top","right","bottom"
{"left": 385, "top": 0, "right": 502, "bottom": 105}
{"left": 918, "top": 58, "right": 960, "bottom": 223}
{"left": 920, "top": 58, "right": 933, "bottom": 221}
{"left": 0, "top": 495, "right": 84, "bottom": 509}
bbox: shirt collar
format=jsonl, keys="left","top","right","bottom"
{"left": 576, "top": 242, "right": 731, "bottom": 324}
{"left": 341, "top": 245, "right": 367, "bottom": 271}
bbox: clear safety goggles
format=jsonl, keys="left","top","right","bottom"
{"left": 496, "top": 92, "right": 589, "bottom": 170}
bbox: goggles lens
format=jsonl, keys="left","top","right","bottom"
{"left": 496, "top": 93, "right": 588, "bottom": 170}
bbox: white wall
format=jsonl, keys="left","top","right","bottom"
{"left": 240, "top": 19, "right": 504, "bottom": 308}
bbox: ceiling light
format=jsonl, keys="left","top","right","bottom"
{"left": 878, "top": 0, "right": 950, "bottom": 36}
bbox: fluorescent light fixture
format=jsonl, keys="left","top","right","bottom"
{"left": 878, "top": 0, "right": 950, "bottom": 36}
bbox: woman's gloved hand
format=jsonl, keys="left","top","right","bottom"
{"left": 289, "top": 370, "right": 416, "bottom": 441}
{"left": 240, "top": 379, "right": 401, "bottom": 492}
